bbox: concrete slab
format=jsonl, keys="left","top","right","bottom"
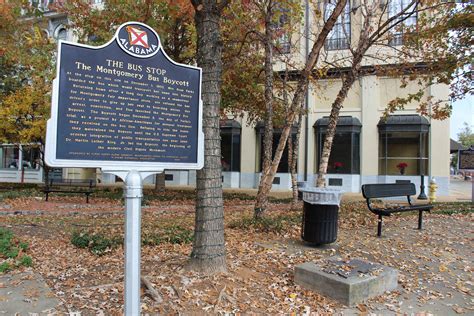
{"left": 0, "top": 271, "right": 63, "bottom": 315}
{"left": 295, "top": 258, "right": 398, "bottom": 306}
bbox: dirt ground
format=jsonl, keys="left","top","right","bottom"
{"left": 0, "top": 191, "right": 472, "bottom": 315}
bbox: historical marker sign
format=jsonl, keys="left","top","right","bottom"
{"left": 459, "top": 147, "right": 474, "bottom": 170}
{"left": 45, "top": 22, "right": 203, "bottom": 170}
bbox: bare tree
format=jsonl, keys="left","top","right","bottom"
{"left": 255, "top": 0, "right": 278, "bottom": 218}
{"left": 254, "top": 0, "right": 348, "bottom": 217}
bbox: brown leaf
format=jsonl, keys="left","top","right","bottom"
{"left": 453, "top": 306, "right": 466, "bottom": 314}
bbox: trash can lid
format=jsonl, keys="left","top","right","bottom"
{"left": 300, "top": 187, "right": 344, "bottom": 205}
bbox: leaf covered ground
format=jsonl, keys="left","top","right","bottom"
{"left": 0, "top": 188, "right": 472, "bottom": 315}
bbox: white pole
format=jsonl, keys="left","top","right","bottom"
{"left": 471, "top": 176, "right": 473, "bottom": 204}
{"left": 124, "top": 170, "right": 143, "bottom": 315}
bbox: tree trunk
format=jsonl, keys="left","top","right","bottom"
{"left": 253, "top": 0, "right": 348, "bottom": 218}
{"left": 255, "top": 1, "right": 275, "bottom": 219}
{"left": 39, "top": 144, "right": 49, "bottom": 186}
{"left": 290, "top": 112, "right": 303, "bottom": 207}
{"left": 154, "top": 172, "right": 165, "bottom": 192}
{"left": 282, "top": 67, "right": 301, "bottom": 207}
{"left": 188, "top": 0, "right": 227, "bottom": 274}
{"left": 288, "top": 131, "right": 295, "bottom": 201}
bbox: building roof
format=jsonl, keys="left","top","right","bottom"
{"left": 220, "top": 119, "right": 241, "bottom": 134}
{"left": 314, "top": 116, "right": 362, "bottom": 127}
{"left": 313, "top": 116, "right": 362, "bottom": 133}
{"left": 378, "top": 114, "right": 430, "bottom": 132}
{"left": 220, "top": 119, "right": 241, "bottom": 129}
{"left": 450, "top": 139, "right": 466, "bottom": 153}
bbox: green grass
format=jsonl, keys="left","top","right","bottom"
{"left": 432, "top": 202, "right": 474, "bottom": 215}
{"left": 71, "top": 224, "right": 194, "bottom": 255}
{"left": 142, "top": 225, "right": 193, "bottom": 246}
{"left": 71, "top": 231, "right": 121, "bottom": 255}
{"left": 0, "top": 227, "right": 32, "bottom": 273}
{"left": 0, "top": 262, "right": 10, "bottom": 273}
{"left": 0, "top": 188, "right": 41, "bottom": 202}
{"left": 223, "top": 192, "right": 255, "bottom": 201}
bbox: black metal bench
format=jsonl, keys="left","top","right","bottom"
{"left": 361, "top": 183, "right": 433, "bottom": 237}
{"left": 43, "top": 179, "right": 96, "bottom": 203}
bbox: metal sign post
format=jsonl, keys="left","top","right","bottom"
{"left": 45, "top": 21, "right": 203, "bottom": 315}
{"left": 124, "top": 170, "right": 144, "bottom": 314}
{"left": 101, "top": 168, "right": 162, "bottom": 315}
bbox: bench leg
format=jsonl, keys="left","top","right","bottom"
{"left": 86, "top": 194, "right": 90, "bottom": 204}
{"left": 418, "top": 210, "right": 423, "bottom": 230}
{"left": 45, "top": 192, "right": 49, "bottom": 201}
{"left": 377, "top": 215, "right": 383, "bottom": 237}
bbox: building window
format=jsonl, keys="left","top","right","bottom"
{"left": 317, "top": 133, "right": 360, "bottom": 174}
{"left": 315, "top": 116, "right": 361, "bottom": 174}
{"left": 259, "top": 133, "right": 296, "bottom": 173}
{"left": 22, "top": 146, "right": 41, "bottom": 169}
{"left": 388, "top": 0, "right": 417, "bottom": 46}
{"left": 275, "top": 10, "right": 291, "bottom": 54}
{"left": 31, "top": 0, "right": 53, "bottom": 12}
{"left": 378, "top": 115, "right": 429, "bottom": 175}
{"left": 0, "top": 145, "right": 41, "bottom": 169}
{"left": 256, "top": 122, "right": 297, "bottom": 173}
{"left": 220, "top": 120, "right": 241, "bottom": 172}
{"left": 0, "top": 146, "right": 19, "bottom": 169}
{"left": 324, "top": 0, "right": 351, "bottom": 50}
{"left": 55, "top": 27, "right": 67, "bottom": 41}
{"left": 379, "top": 132, "right": 429, "bottom": 175}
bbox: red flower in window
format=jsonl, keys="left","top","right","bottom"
{"left": 333, "top": 162, "right": 344, "bottom": 169}
{"left": 396, "top": 162, "right": 408, "bottom": 169}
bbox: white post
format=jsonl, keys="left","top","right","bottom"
{"left": 124, "top": 170, "right": 143, "bottom": 315}
{"left": 471, "top": 176, "right": 473, "bottom": 204}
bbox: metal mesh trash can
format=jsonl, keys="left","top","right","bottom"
{"left": 300, "top": 187, "right": 343, "bottom": 245}
{"left": 297, "top": 181, "right": 308, "bottom": 200}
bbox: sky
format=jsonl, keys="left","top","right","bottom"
{"left": 450, "top": 95, "right": 474, "bottom": 141}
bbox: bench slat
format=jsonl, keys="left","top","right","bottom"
{"left": 362, "top": 183, "right": 416, "bottom": 199}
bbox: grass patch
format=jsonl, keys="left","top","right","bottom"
{"left": 71, "top": 224, "right": 194, "bottom": 254}
{"left": 144, "top": 190, "right": 196, "bottom": 201}
{"left": 0, "top": 188, "right": 41, "bottom": 202}
{"left": 0, "top": 227, "right": 32, "bottom": 273}
{"left": 92, "top": 187, "right": 124, "bottom": 200}
{"left": 223, "top": 192, "right": 255, "bottom": 201}
{"left": 229, "top": 213, "right": 301, "bottom": 233}
{"left": 71, "top": 231, "right": 121, "bottom": 255}
{"left": 95, "top": 188, "right": 267, "bottom": 203}
{"left": 433, "top": 202, "right": 474, "bottom": 215}
{"left": 268, "top": 196, "right": 294, "bottom": 204}
{"left": 142, "top": 225, "right": 193, "bottom": 246}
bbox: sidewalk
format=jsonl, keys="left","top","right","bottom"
{"left": 0, "top": 271, "right": 63, "bottom": 315}
{"left": 448, "top": 176, "right": 473, "bottom": 202}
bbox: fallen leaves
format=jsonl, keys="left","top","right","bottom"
{"left": 439, "top": 264, "right": 448, "bottom": 272}
{"left": 0, "top": 197, "right": 472, "bottom": 314}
